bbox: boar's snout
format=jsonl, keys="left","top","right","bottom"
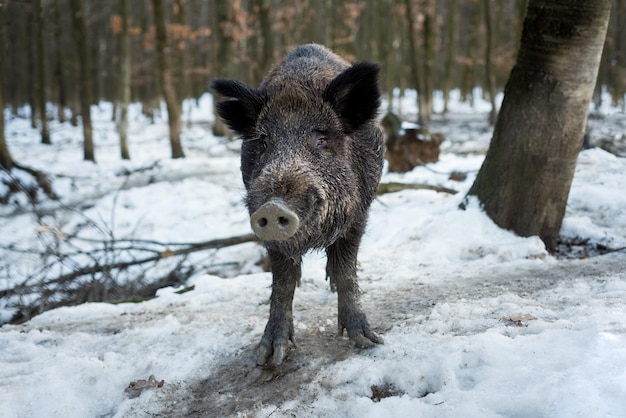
{"left": 250, "top": 199, "right": 300, "bottom": 241}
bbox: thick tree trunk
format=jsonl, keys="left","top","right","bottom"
{"left": 117, "top": 0, "right": 131, "bottom": 160}
{"left": 152, "top": 0, "right": 185, "bottom": 159}
{"left": 69, "top": 0, "right": 95, "bottom": 162}
{"left": 466, "top": 0, "right": 611, "bottom": 249}
{"left": 514, "top": 0, "right": 528, "bottom": 50}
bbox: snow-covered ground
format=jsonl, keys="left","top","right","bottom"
{"left": 1, "top": 91, "right": 625, "bottom": 417}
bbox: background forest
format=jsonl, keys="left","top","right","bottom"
{"left": 2, "top": 0, "right": 626, "bottom": 151}
{"left": 1, "top": 2, "right": 626, "bottom": 414}
{"left": 0, "top": 0, "right": 625, "bottom": 319}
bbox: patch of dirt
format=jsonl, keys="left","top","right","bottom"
{"left": 552, "top": 236, "right": 624, "bottom": 260}
{"left": 370, "top": 382, "right": 404, "bottom": 402}
{"left": 153, "top": 329, "right": 356, "bottom": 417}
{"left": 140, "top": 253, "right": 626, "bottom": 417}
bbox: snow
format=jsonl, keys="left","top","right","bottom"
{"left": 1, "top": 90, "right": 626, "bottom": 417}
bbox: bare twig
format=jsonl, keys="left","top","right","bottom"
{"left": 377, "top": 182, "right": 458, "bottom": 195}
{"left": 0, "top": 233, "right": 258, "bottom": 300}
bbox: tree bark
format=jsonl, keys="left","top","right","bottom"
{"left": 211, "top": 0, "right": 233, "bottom": 138}
{"left": 420, "top": 0, "right": 436, "bottom": 127}
{"left": 117, "top": 0, "right": 131, "bottom": 160}
{"left": 53, "top": 0, "right": 67, "bottom": 124}
{"left": 27, "top": 5, "right": 37, "bottom": 129}
{"left": 613, "top": 0, "right": 624, "bottom": 109}
{"left": 514, "top": 0, "right": 528, "bottom": 51}
{"left": 403, "top": 0, "right": 427, "bottom": 127}
{"left": 483, "top": 0, "right": 498, "bottom": 124}
{"left": 466, "top": 0, "right": 611, "bottom": 249}
{"left": 0, "top": 1, "right": 14, "bottom": 170}
{"left": 461, "top": 1, "right": 481, "bottom": 103}
{"left": 35, "top": 0, "right": 50, "bottom": 144}
{"left": 69, "top": 0, "right": 95, "bottom": 162}
{"left": 172, "top": 0, "right": 190, "bottom": 107}
{"left": 152, "top": 0, "right": 185, "bottom": 159}
{"left": 255, "top": 0, "right": 274, "bottom": 84}
{"left": 443, "top": 0, "right": 458, "bottom": 113}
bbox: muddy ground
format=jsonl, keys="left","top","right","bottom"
{"left": 124, "top": 252, "right": 625, "bottom": 417}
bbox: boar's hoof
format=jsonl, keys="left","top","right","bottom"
{"left": 256, "top": 338, "right": 296, "bottom": 367}
{"left": 350, "top": 331, "right": 384, "bottom": 349}
{"left": 257, "top": 343, "right": 286, "bottom": 367}
{"left": 339, "top": 308, "right": 384, "bottom": 348}
{"left": 250, "top": 199, "right": 300, "bottom": 241}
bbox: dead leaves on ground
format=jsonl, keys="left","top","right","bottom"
{"left": 125, "top": 375, "right": 165, "bottom": 399}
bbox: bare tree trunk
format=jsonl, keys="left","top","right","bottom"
{"left": 255, "top": 0, "right": 274, "bottom": 84}
{"left": 69, "top": 0, "right": 95, "bottom": 162}
{"left": 421, "top": 0, "right": 436, "bottom": 126}
{"left": 117, "top": 0, "right": 131, "bottom": 160}
{"left": 443, "top": 0, "right": 458, "bottom": 113}
{"left": 172, "top": 0, "right": 190, "bottom": 111}
{"left": 0, "top": 2, "right": 14, "bottom": 170}
{"left": 466, "top": 0, "right": 612, "bottom": 249}
{"left": 514, "top": 0, "right": 528, "bottom": 51}
{"left": 27, "top": 5, "right": 37, "bottom": 130}
{"left": 483, "top": 0, "right": 498, "bottom": 124}
{"left": 402, "top": 0, "right": 436, "bottom": 128}
{"left": 35, "top": 0, "right": 50, "bottom": 144}
{"left": 211, "top": 0, "right": 232, "bottom": 138}
{"left": 613, "top": 0, "right": 624, "bottom": 109}
{"left": 403, "top": 0, "right": 427, "bottom": 127}
{"left": 53, "top": 0, "right": 67, "bottom": 124}
{"left": 152, "top": 0, "right": 185, "bottom": 159}
{"left": 461, "top": 1, "right": 480, "bottom": 103}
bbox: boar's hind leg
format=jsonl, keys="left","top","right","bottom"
{"left": 257, "top": 250, "right": 300, "bottom": 366}
{"left": 327, "top": 232, "right": 384, "bottom": 348}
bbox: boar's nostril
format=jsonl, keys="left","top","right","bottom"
{"left": 250, "top": 199, "right": 300, "bottom": 241}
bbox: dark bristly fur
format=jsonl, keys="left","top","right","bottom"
{"left": 211, "top": 44, "right": 384, "bottom": 367}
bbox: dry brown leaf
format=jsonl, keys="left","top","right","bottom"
{"left": 501, "top": 314, "right": 538, "bottom": 327}
{"left": 124, "top": 375, "right": 165, "bottom": 399}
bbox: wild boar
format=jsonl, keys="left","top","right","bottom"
{"left": 211, "top": 44, "right": 384, "bottom": 366}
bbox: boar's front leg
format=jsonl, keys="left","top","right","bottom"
{"left": 257, "top": 250, "right": 300, "bottom": 366}
{"left": 327, "top": 230, "right": 384, "bottom": 348}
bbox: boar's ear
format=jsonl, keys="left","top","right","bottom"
{"left": 210, "top": 79, "right": 263, "bottom": 138}
{"left": 324, "top": 62, "right": 381, "bottom": 132}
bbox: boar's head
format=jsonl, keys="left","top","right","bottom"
{"left": 212, "top": 56, "right": 382, "bottom": 256}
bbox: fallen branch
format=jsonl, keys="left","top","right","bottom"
{"left": 48, "top": 234, "right": 257, "bottom": 284}
{"left": 1, "top": 163, "right": 58, "bottom": 205}
{"left": 377, "top": 182, "right": 458, "bottom": 195}
{"left": 0, "top": 233, "right": 258, "bottom": 300}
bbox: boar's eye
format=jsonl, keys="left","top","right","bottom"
{"left": 313, "top": 131, "right": 329, "bottom": 150}
{"left": 257, "top": 134, "right": 269, "bottom": 153}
